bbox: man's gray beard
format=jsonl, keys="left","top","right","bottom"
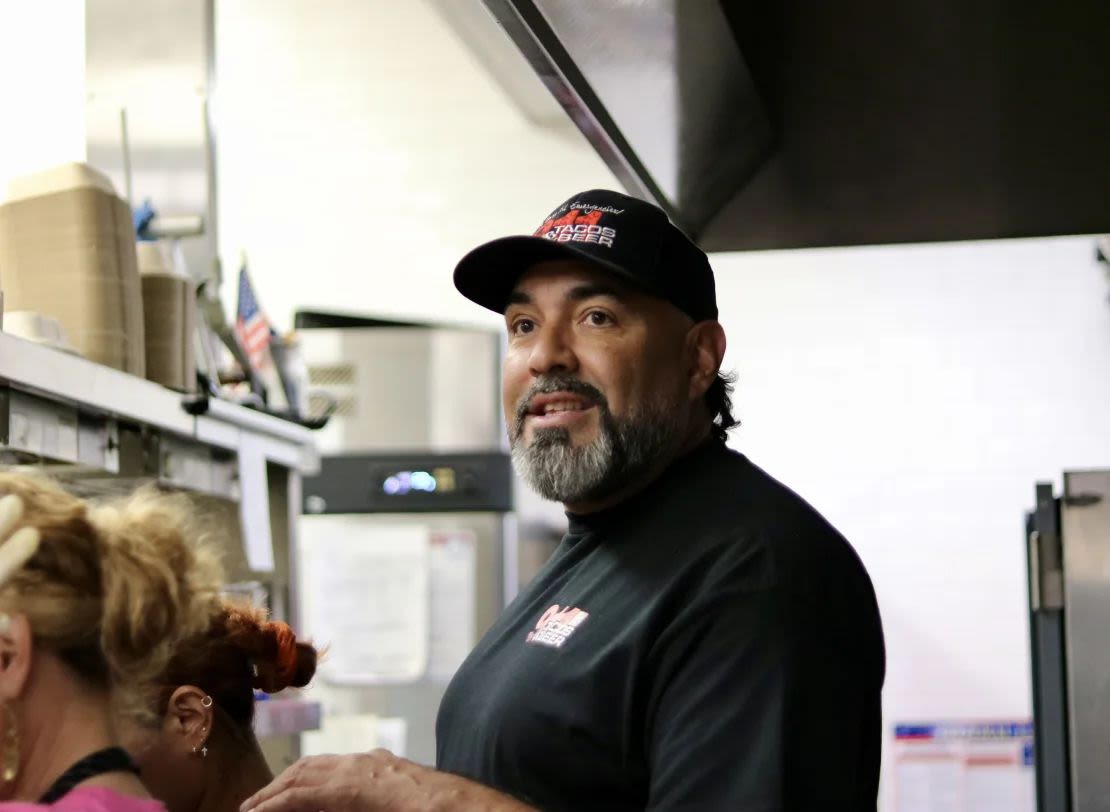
{"left": 510, "top": 404, "right": 684, "bottom": 506}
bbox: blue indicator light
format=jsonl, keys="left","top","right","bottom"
{"left": 382, "top": 470, "right": 439, "bottom": 495}
{"left": 410, "top": 471, "right": 437, "bottom": 492}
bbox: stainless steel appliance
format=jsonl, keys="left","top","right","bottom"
{"left": 296, "top": 319, "right": 513, "bottom": 766}
{"left": 1026, "top": 471, "right": 1110, "bottom": 811}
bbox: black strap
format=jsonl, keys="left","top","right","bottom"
{"left": 38, "top": 746, "right": 140, "bottom": 804}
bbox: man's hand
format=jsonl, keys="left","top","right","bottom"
{"left": 239, "top": 749, "right": 538, "bottom": 812}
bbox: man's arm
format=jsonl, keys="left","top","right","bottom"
{"left": 239, "top": 750, "right": 539, "bottom": 812}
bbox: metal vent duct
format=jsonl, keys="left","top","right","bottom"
{"left": 483, "top": 0, "right": 1110, "bottom": 251}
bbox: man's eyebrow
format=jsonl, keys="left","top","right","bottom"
{"left": 567, "top": 282, "right": 627, "bottom": 302}
{"left": 505, "top": 283, "right": 627, "bottom": 308}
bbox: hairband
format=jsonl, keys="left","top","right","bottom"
{"left": 0, "top": 494, "right": 41, "bottom": 589}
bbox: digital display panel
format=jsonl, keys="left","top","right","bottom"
{"left": 380, "top": 467, "right": 457, "bottom": 496}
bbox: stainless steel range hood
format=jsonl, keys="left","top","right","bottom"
{"left": 483, "top": 0, "right": 1110, "bottom": 251}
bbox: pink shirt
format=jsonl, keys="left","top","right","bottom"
{"left": 0, "top": 787, "right": 166, "bottom": 812}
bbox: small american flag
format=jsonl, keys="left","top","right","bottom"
{"left": 235, "top": 265, "right": 272, "bottom": 371}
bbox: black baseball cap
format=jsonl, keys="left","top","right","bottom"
{"left": 453, "top": 189, "right": 717, "bottom": 322}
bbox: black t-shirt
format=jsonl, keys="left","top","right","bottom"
{"left": 436, "top": 440, "right": 885, "bottom": 811}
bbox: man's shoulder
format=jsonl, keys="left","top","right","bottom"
{"left": 658, "top": 443, "right": 875, "bottom": 599}
{"left": 667, "top": 442, "right": 842, "bottom": 544}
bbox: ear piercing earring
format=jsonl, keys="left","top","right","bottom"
{"left": 192, "top": 715, "right": 211, "bottom": 759}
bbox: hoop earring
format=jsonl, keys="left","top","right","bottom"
{"left": 2, "top": 701, "right": 18, "bottom": 782}
{"left": 201, "top": 696, "right": 213, "bottom": 708}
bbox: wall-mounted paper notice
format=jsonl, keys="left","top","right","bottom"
{"left": 237, "top": 434, "right": 274, "bottom": 572}
{"left": 301, "top": 518, "right": 430, "bottom": 684}
{"left": 893, "top": 721, "right": 1034, "bottom": 812}
{"left": 427, "top": 530, "right": 477, "bottom": 682}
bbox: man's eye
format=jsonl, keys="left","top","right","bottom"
{"left": 510, "top": 318, "right": 535, "bottom": 335}
{"left": 586, "top": 310, "right": 613, "bottom": 326}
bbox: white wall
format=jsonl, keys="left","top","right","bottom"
{"left": 0, "top": 0, "right": 85, "bottom": 188}
{"left": 215, "top": 0, "right": 615, "bottom": 331}
{"left": 713, "top": 236, "right": 1110, "bottom": 809}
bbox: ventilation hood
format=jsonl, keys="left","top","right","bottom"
{"left": 482, "top": 0, "right": 1110, "bottom": 251}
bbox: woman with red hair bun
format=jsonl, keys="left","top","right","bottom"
{"left": 120, "top": 602, "right": 318, "bottom": 812}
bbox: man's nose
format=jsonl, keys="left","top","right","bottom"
{"left": 528, "top": 324, "right": 578, "bottom": 376}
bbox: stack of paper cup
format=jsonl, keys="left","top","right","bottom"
{"left": 0, "top": 163, "right": 145, "bottom": 374}
{"left": 137, "top": 241, "right": 196, "bottom": 392}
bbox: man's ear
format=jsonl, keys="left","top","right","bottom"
{"left": 686, "top": 321, "right": 727, "bottom": 400}
{"left": 0, "top": 612, "right": 34, "bottom": 701}
{"left": 163, "top": 685, "right": 214, "bottom": 752}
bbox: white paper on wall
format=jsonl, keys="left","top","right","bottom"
{"left": 427, "top": 529, "right": 477, "bottom": 681}
{"left": 237, "top": 433, "right": 274, "bottom": 572}
{"left": 893, "top": 721, "right": 1034, "bottom": 812}
{"left": 300, "top": 518, "right": 430, "bottom": 684}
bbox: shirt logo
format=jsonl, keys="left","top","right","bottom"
{"left": 525, "top": 604, "right": 590, "bottom": 649}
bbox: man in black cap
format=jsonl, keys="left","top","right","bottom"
{"left": 242, "top": 191, "right": 885, "bottom": 812}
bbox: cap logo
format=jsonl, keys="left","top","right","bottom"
{"left": 534, "top": 208, "right": 617, "bottom": 248}
{"left": 567, "top": 201, "right": 624, "bottom": 215}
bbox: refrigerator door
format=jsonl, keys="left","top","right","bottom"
{"left": 1027, "top": 484, "right": 1070, "bottom": 812}
{"left": 1060, "top": 471, "right": 1110, "bottom": 811}
{"left": 297, "top": 511, "right": 505, "bottom": 766}
{"left": 293, "top": 325, "right": 512, "bottom": 767}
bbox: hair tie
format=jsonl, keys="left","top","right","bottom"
{"left": 269, "top": 621, "right": 298, "bottom": 687}
{"left": 0, "top": 494, "right": 41, "bottom": 588}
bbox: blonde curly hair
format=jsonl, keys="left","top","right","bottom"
{"left": 0, "top": 473, "right": 223, "bottom": 714}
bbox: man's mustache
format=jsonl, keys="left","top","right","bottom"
{"left": 513, "top": 376, "right": 607, "bottom": 436}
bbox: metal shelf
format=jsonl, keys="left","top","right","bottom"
{"left": 0, "top": 332, "right": 319, "bottom": 485}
